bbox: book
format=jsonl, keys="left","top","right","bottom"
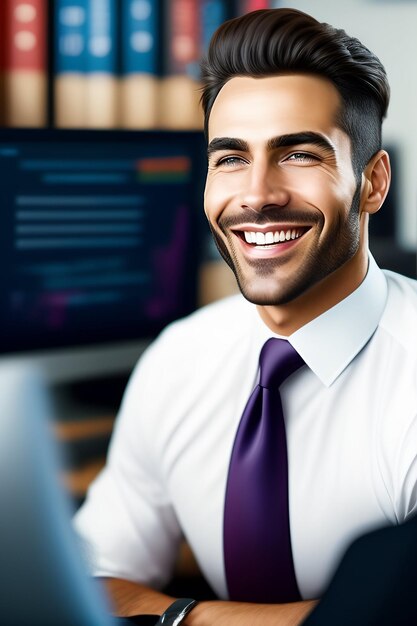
{"left": 85, "top": 0, "right": 119, "bottom": 128}
{"left": 201, "top": 0, "right": 229, "bottom": 55}
{"left": 3, "top": 0, "right": 47, "bottom": 127}
{"left": 54, "top": 0, "right": 88, "bottom": 127}
{"left": 120, "top": 0, "right": 160, "bottom": 129}
{"left": 235, "top": 0, "right": 270, "bottom": 14}
{"left": 159, "top": 0, "right": 202, "bottom": 129}
{"left": 0, "top": 2, "right": 6, "bottom": 125}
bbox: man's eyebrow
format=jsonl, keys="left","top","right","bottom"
{"left": 267, "top": 132, "right": 335, "bottom": 154}
{"left": 207, "top": 132, "right": 335, "bottom": 159}
{"left": 207, "top": 137, "right": 249, "bottom": 159}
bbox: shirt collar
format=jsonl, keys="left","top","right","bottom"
{"left": 254, "top": 254, "right": 388, "bottom": 388}
{"left": 289, "top": 254, "right": 388, "bottom": 387}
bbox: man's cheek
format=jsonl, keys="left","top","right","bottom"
{"left": 204, "top": 196, "right": 224, "bottom": 228}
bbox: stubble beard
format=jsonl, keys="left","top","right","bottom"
{"left": 208, "top": 185, "right": 362, "bottom": 306}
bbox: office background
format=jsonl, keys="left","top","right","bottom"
{"left": 0, "top": 0, "right": 416, "bottom": 514}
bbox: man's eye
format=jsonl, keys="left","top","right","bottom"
{"left": 216, "top": 156, "right": 246, "bottom": 167}
{"left": 285, "top": 152, "right": 319, "bottom": 164}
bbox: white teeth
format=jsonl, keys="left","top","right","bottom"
{"left": 242, "top": 228, "right": 304, "bottom": 245}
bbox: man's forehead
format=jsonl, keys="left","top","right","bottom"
{"left": 208, "top": 74, "right": 343, "bottom": 142}
{"left": 211, "top": 73, "right": 341, "bottom": 107}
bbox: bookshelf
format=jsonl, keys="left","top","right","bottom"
{"left": 0, "top": 1, "right": 271, "bottom": 131}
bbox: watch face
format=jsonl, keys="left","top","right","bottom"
{"left": 158, "top": 599, "right": 198, "bottom": 625}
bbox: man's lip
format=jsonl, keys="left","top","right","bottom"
{"left": 230, "top": 224, "right": 311, "bottom": 244}
{"left": 229, "top": 223, "right": 311, "bottom": 255}
{"left": 230, "top": 224, "right": 311, "bottom": 234}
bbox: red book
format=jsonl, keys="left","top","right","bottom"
{"left": 160, "top": 0, "right": 202, "bottom": 129}
{"left": 0, "top": 2, "right": 6, "bottom": 124}
{"left": 236, "top": 0, "right": 270, "bottom": 14}
{"left": 166, "top": 0, "right": 201, "bottom": 76}
{"left": 4, "top": 0, "right": 47, "bottom": 126}
{"left": 0, "top": 2, "right": 6, "bottom": 68}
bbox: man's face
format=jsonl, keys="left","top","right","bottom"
{"left": 204, "top": 74, "right": 362, "bottom": 306}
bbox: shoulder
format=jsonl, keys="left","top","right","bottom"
{"left": 120, "top": 294, "right": 256, "bottom": 438}
{"left": 131, "top": 294, "right": 255, "bottom": 381}
{"left": 375, "top": 272, "right": 417, "bottom": 519}
{"left": 383, "top": 268, "right": 417, "bottom": 300}
{"left": 379, "top": 270, "right": 417, "bottom": 353}
{"left": 152, "top": 293, "right": 253, "bottom": 353}
{"left": 375, "top": 270, "right": 417, "bottom": 420}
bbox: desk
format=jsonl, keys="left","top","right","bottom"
{"left": 54, "top": 415, "right": 113, "bottom": 502}
{"left": 55, "top": 416, "right": 114, "bottom": 500}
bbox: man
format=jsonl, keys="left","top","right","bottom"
{"left": 75, "top": 8, "right": 417, "bottom": 626}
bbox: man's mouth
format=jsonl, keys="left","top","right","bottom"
{"left": 235, "top": 227, "right": 309, "bottom": 248}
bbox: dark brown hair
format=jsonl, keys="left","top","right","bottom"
{"left": 200, "top": 8, "right": 390, "bottom": 180}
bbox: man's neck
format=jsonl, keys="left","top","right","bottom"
{"left": 256, "top": 247, "right": 369, "bottom": 336}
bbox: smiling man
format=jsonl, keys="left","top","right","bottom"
{"left": 204, "top": 72, "right": 384, "bottom": 333}
{"left": 74, "top": 9, "right": 417, "bottom": 626}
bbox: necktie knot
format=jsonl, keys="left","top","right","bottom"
{"left": 259, "top": 338, "right": 304, "bottom": 389}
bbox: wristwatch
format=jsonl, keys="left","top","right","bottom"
{"left": 155, "top": 598, "right": 198, "bottom": 625}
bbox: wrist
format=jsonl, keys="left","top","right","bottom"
{"left": 184, "top": 601, "right": 216, "bottom": 626}
{"left": 156, "top": 597, "right": 198, "bottom": 625}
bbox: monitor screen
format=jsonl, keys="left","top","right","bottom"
{"left": 0, "top": 128, "right": 206, "bottom": 381}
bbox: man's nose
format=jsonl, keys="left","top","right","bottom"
{"left": 239, "top": 164, "right": 290, "bottom": 213}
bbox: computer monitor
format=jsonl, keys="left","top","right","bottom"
{"left": 0, "top": 128, "right": 207, "bottom": 383}
{"left": 0, "top": 363, "right": 116, "bottom": 625}
{"left": 0, "top": 362, "right": 164, "bottom": 624}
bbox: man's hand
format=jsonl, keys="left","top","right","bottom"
{"left": 101, "top": 578, "right": 318, "bottom": 626}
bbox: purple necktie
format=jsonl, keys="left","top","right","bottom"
{"left": 224, "top": 338, "right": 305, "bottom": 603}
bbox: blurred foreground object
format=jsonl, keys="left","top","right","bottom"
{"left": 303, "top": 513, "right": 417, "bottom": 626}
{"left": 0, "top": 364, "right": 115, "bottom": 626}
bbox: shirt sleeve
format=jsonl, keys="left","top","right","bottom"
{"left": 394, "top": 412, "right": 417, "bottom": 522}
{"left": 73, "top": 342, "right": 183, "bottom": 590}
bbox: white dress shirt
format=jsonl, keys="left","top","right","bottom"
{"left": 74, "top": 254, "right": 417, "bottom": 600}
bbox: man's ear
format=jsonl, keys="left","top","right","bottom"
{"left": 360, "top": 150, "right": 391, "bottom": 215}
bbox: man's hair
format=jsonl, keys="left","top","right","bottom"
{"left": 200, "top": 8, "right": 390, "bottom": 181}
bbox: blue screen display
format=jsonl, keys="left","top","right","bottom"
{"left": 0, "top": 129, "right": 206, "bottom": 353}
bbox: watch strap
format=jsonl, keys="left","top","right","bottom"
{"left": 157, "top": 598, "right": 198, "bottom": 625}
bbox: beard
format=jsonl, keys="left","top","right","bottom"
{"left": 207, "top": 183, "right": 362, "bottom": 306}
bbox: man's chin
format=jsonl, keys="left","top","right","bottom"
{"left": 234, "top": 277, "right": 293, "bottom": 307}
{"left": 232, "top": 262, "right": 324, "bottom": 306}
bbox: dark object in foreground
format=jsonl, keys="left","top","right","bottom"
{"left": 303, "top": 514, "right": 417, "bottom": 626}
